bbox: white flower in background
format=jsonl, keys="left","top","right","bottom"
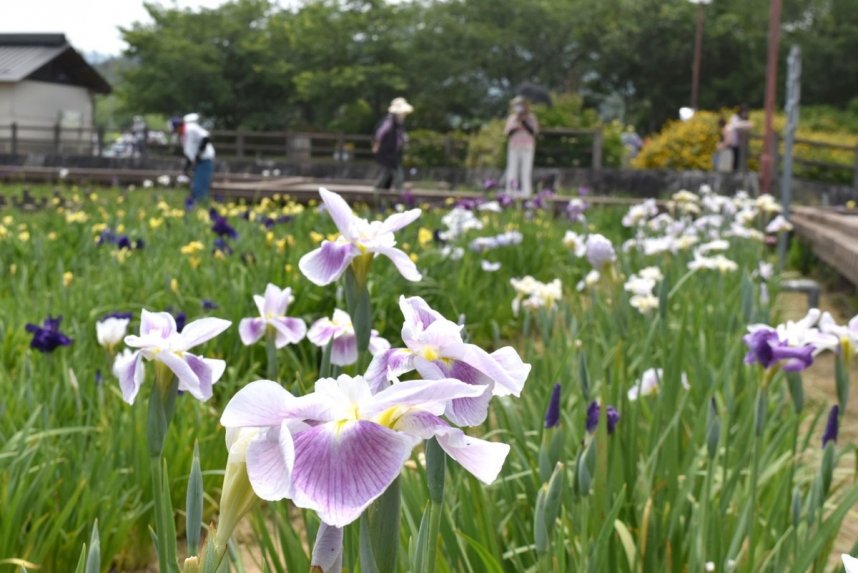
{"left": 675, "top": 234, "right": 700, "bottom": 251}
{"left": 481, "top": 260, "right": 501, "bottom": 272}
{"left": 469, "top": 231, "right": 523, "bottom": 252}
{"left": 647, "top": 213, "right": 675, "bottom": 233}
{"left": 622, "top": 199, "right": 659, "bottom": 227}
{"left": 756, "top": 194, "right": 782, "bottom": 214}
{"left": 439, "top": 207, "right": 483, "bottom": 241}
{"left": 736, "top": 208, "right": 758, "bottom": 226}
{"left": 511, "top": 276, "right": 562, "bottom": 315}
{"left": 157, "top": 175, "right": 171, "bottom": 186}
{"left": 819, "top": 312, "right": 858, "bottom": 356}
{"left": 563, "top": 230, "right": 587, "bottom": 257}
{"left": 705, "top": 562, "right": 715, "bottom": 572}
{"left": 638, "top": 266, "right": 663, "bottom": 283}
{"left": 641, "top": 236, "right": 675, "bottom": 256}
{"left": 576, "top": 270, "right": 601, "bottom": 292}
{"left": 477, "top": 201, "right": 502, "bottom": 213}
{"left": 765, "top": 215, "right": 793, "bottom": 234}
{"left": 176, "top": 174, "right": 190, "bottom": 184}
{"left": 142, "top": 179, "right": 154, "bottom": 188}
{"left": 672, "top": 190, "right": 699, "bottom": 204}
{"left": 630, "top": 294, "right": 659, "bottom": 315}
{"left": 755, "top": 261, "right": 774, "bottom": 281}
{"left": 262, "top": 169, "right": 271, "bottom": 177}
{"left": 624, "top": 275, "right": 656, "bottom": 296}
{"left": 585, "top": 234, "right": 616, "bottom": 269}
{"left": 697, "top": 239, "right": 730, "bottom": 254}
{"left": 628, "top": 368, "right": 690, "bottom": 401}
{"left": 96, "top": 316, "right": 131, "bottom": 350}
{"left": 726, "top": 223, "right": 764, "bottom": 241}
{"left": 59, "top": 168, "right": 70, "bottom": 179}
{"left": 272, "top": 168, "right": 281, "bottom": 176}
{"left": 689, "top": 254, "right": 738, "bottom": 273}
{"left": 440, "top": 245, "right": 464, "bottom": 260}
{"left": 769, "top": 308, "right": 839, "bottom": 354}
{"left": 307, "top": 309, "right": 390, "bottom": 366}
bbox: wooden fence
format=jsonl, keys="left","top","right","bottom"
{"left": 1, "top": 121, "right": 856, "bottom": 188}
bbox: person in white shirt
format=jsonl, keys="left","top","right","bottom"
{"left": 725, "top": 105, "right": 752, "bottom": 172}
{"left": 170, "top": 113, "right": 216, "bottom": 201}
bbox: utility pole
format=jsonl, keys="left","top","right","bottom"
{"left": 689, "top": 0, "right": 711, "bottom": 109}
{"left": 760, "top": 0, "right": 782, "bottom": 195}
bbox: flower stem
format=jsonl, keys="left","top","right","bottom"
{"left": 747, "top": 386, "right": 767, "bottom": 572}
{"left": 265, "top": 327, "right": 278, "bottom": 381}
{"left": 365, "top": 477, "right": 401, "bottom": 573}
{"left": 425, "top": 438, "right": 446, "bottom": 573}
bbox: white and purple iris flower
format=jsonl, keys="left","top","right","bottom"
{"left": 238, "top": 284, "right": 307, "bottom": 348}
{"left": 298, "top": 188, "right": 422, "bottom": 286}
{"left": 220, "top": 374, "right": 510, "bottom": 527}
{"left": 742, "top": 326, "right": 816, "bottom": 372}
{"left": 112, "top": 310, "right": 231, "bottom": 404}
{"left": 365, "top": 296, "right": 530, "bottom": 426}
{"left": 308, "top": 309, "right": 390, "bottom": 366}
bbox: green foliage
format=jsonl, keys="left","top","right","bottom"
{"left": 404, "top": 130, "right": 469, "bottom": 168}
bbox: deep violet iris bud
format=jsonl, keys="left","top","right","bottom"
{"left": 544, "top": 384, "right": 561, "bottom": 428}
{"left": 117, "top": 235, "right": 132, "bottom": 250}
{"left": 102, "top": 311, "right": 133, "bottom": 321}
{"left": 202, "top": 299, "right": 219, "bottom": 311}
{"left": 173, "top": 311, "right": 187, "bottom": 332}
{"left": 94, "top": 369, "right": 103, "bottom": 386}
{"left": 184, "top": 197, "right": 195, "bottom": 211}
{"left": 586, "top": 401, "right": 620, "bottom": 435}
{"left": 213, "top": 238, "right": 233, "bottom": 255}
{"left": 25, "top": 315, "right": 73, "bottom": 352}
{"left": 822, "top": 405, "right": 840, "bottom": 447}
{"left": 134, "top": 238, "right": 145, "bottom": 250}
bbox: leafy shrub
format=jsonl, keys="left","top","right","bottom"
{"left": 634, "top": 107, "right": 858, "bottom": 184}
{"left": 404, "top": 129, "right": 469, "bottom": 168}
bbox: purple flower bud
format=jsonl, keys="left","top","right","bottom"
{"left": 586, "top": 401, "right": 620, "bottom": 434}
{"left": 822, "top": 405, "right": 839, "bottom": 447}
{"left": 211, "top": 215, "right": 237, "bottom": 238}
{"left": 544, "top": 384, "right": 561, "bottom": 428}
{"left": 173, "top": 311, "right": 187, "bottom": 332}
{"left": 202, "top": 299, "right": 219, "bottom": 310}
{"left": 94, "top": 369, "right": 103, "bottom": 386}
{"left": 101, "top": 311, "right": 133, "bottom": 321}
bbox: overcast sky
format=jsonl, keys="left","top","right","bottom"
{"left": 3, "top": 0, "right": 245, "bottom": 56}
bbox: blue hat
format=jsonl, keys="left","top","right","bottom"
{"left": 169, "top": 116, "right": 183, "bottom": 130}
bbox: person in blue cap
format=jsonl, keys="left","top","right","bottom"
{"left": 170, "top": 113, "right": 215, "bottom": 201}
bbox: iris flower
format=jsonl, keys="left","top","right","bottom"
{"left": 298, "top": 188, "right": 421, "bottom": 286}
{"left": 26, "top": 316, "right": 72, "bottom": 352}
{"left": 366, "top": 296, "right": 529, "bottom": 426}
{"left": 239, "top": 284, "right": 307, "bottom": 348}
{"left": 307, "top": 309, "right": 389, "bottom": 366}
{"left": 220, "top": 374, "right": 510, "bottom": 527}
{"left": 96, "top": 315, "right": 131, "bottom": 350}
{"left": 113, "top": 310, "right": 231, "bottom": 404}
{"left": 743, "top": 326, "right": 816, "bottom": 372}
{"left": 628, "top": 368, "right": 690, "bottom": 401}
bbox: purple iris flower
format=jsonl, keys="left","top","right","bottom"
{"left": 365, "top": 296, "right": 530, "bottom": 426}
{"left": 98, "top": 229, "right": 117, "bottom": 245}
{"left": 743, "top": 327, "right": 815, "bottom": 372}
{"left": 211, "top": 215, "right": 238, "bottom": 239}
{"left": 220, "top": 374, "right": 511, "bottom": 527}
{"left": 401, "top": 189, "right": 416, "bottom": 209}
{"left": 238, "top": 284, "right": 307, "bottom": 349}
{"left": 134, "top": 239, "right": 145, "bottom": 250}
{"left": 202, "top": 299, "right": 219, "bottom": 311}
{"left": 586, "top": 401, "right": 619, "bottom": 434}
{"left": 297, "top": 188, "right": 421, "bottom": 286}
{"left": 184, "top": 197, "right": 195, "bottom": 211}
{"left": 497, "top": 193, "right": 515, "bottom": 208}
{"left": 117, "top": 235, "right": 132, "bottom": 250}
{"left": 578, "top": 186, "right": 591, "bottom": 196}
{"left": 483, "top": 178, "right": 499, "bottom": 191}
{"left": 25, "top": 316, "right": 73, "bottom": 352}
{"left": 544, "top": 384, "right": 561, "bottom": 428}
{"left": 822, "top": 405, "right": 839, "bottom": 447}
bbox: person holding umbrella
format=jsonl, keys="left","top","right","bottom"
{"left": 504, "top": 96, "right": 539, "bottom": 197}
{"left": 170, "top": 113, "right": 215, "bottom": 201}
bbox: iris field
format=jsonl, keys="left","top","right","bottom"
{"left": 0, "top": 182, "right": 856, "bottom": 572}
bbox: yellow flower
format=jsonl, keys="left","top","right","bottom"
{"left": 18, "top": 231, "right": 30, "bottom": 242}
{"left": 189, "top": 256, "right": 202, "bottom": 269}
{"left": 116, "top": 209, "right": 126, "bottom": 219}
{"left": 10, "top": 263, "right": 17, "bottom": 275}
{"left": 181, "top": 241, "right": 205, "bottom": 255}
{"left": 417, "top": 228, "right": 433, "bottom": 247}
{"left": 47, "top": 232, "right": 57, "bottom": 241}
{"left": 92, "top": 222, "right": 108, "bottom": 235}
{"left": 116, "top": 224, "right": 125, "bottom": 233}
{"left": 402, "top": 242, "right": 411, "bottom": 252}
{"left": 214, "top": 250, "right": 226, "bottom": 260}
{"left": 285, "top": 263, "right": 293, "bottom": 273}
{"left": 0, "top": 225, "right": 7, "bottom": 238}
{"left": 266, "top": 232, "right": 275, "bottom": 246}
{"left": 285, "top": 234, "right": 295, "bottom": 246}
{"left": 848, "top": 200, "right": 856, "bottom": 209}
{"left": 89, "top": 193, "right": 98, "bottom": 202}
{"left": 2, "top": 215, "right": 12, "bottom": 226}
{"left": 112, "top": 248, "right": 132, "bottom": 263}
{"left": 117, "top": 196, "right": 125, "bottom": 204}
{"left": 275, "top": 238, "right": 287, "bottom": 253}
{"left": 170, "top": 278, "right": 180, "bottom": 294}
{"left": 149, "top": 217, "right": 164, "bottom": 229}
{"left": 156, "top": 200, "right": 170, "bottom": 212}
{"left": 65, "top": 211, "right": 88, "bottom": 223}
{"left": 62, "top": 271, "right": 74, "bottom": 287}
{"left": 309, "top": 231, "right": 325, "bottom": 244}
{"left": 409, "top": 253, "right": 419, "bottom": 263}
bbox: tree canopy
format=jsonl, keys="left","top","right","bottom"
{"left": 109, "top": 0, "right": 858, "bottom": 134}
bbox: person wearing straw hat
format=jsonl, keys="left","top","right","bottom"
{"left": 170, "top": 113, "right": 216, "bottom": 201}
{"left": 372, "top": 97, "right": 413, "bottom": 191}
{"left": 504, "top": 96, "right": 539, "bottom": 197}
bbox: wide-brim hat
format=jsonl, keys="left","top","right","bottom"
{"left": 388, "top": 97, "right": 414, "bottom": 115}
{"left": 183, "top": 113, "right": 200, "bottom": 123}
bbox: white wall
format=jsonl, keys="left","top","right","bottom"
{"left": 0, "top": 80, "right": 94, "bottom": 153}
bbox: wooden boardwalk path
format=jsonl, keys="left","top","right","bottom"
{"left": 791, "top": 206, "right": 858, "bottom": 286}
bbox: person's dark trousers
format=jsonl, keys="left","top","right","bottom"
{"left": 374, "top": 165, "right": 404, "bottom": 191}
